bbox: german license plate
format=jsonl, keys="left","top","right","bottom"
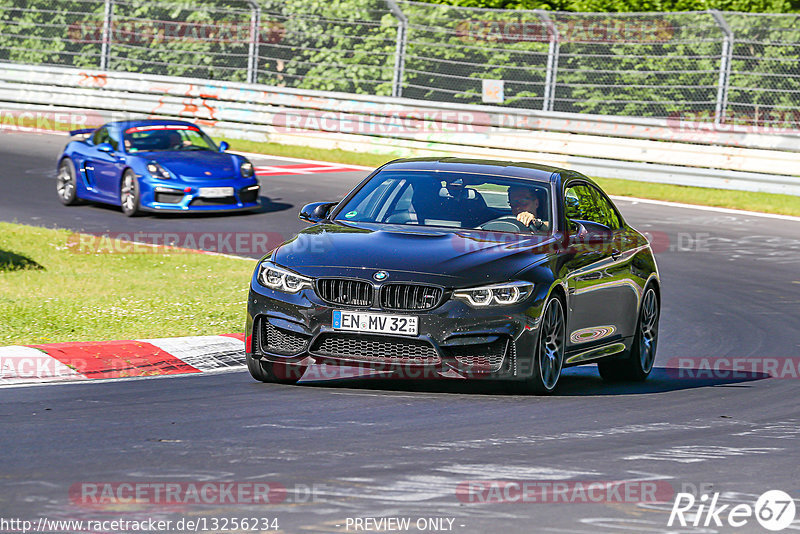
{"left": 333, "top": 310, "right": 418, "bottom": 336}
{"left": 199, "top": 186, "right": 234, "bottom": 198}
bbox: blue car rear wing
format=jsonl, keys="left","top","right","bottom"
{"left": 69, "top": 128, "right": 95, "bottom": 137}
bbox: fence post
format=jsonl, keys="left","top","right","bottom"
{"left": 710, "top": 10, "right": 733, "bottom": 126}
{"left": 385, "top": 0, "right": 408, "bottom": 98}
{"left": 246, "top": 0, "right": 261, "bottom": 84}
{"left": 100, "top": 0, "right": 113, "bottom": 70}
{"left": 536, "top": 10, "right": 559, "bottom": 112}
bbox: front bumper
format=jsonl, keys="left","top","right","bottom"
{"left": 246, "top": 282, "right": 544, "bottom": 381}
{"left": 139, "top": 179, "right": 260, "bottom": 212}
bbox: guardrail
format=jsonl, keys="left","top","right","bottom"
{"left": 1, "top": 62, "right": 799, "bottom": 195}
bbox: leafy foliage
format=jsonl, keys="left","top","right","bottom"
{"left": 1, "top": 0, "right": 798, "bottom": 126}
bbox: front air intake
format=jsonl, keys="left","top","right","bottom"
{"left": 315, "top": 278, "right": 373, "bottom": 307}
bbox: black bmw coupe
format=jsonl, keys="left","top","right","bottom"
{"left": 245, "top": 158, "right": 660, "bottom": 393}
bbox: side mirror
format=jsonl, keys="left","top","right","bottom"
{"left": 569, "top": 220, "right": 613, "bottom": 245}
{"left": 299, "top": 202, "right": 337, "bottom": 224}
{"left": 218, "top": 141, "right": 229, "bottom": 152}
{"left": 96, "top": 142, "right": 114, "bottom": 153}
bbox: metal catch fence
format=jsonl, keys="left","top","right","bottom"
{"left": 1, "top": 0, "right": 798, "bottom": 128}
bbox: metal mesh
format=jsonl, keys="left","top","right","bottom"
{"left": 1, "top": 0, "right": 799, "bottom": 129}
{"left": 444, "top": 337, "right": 508, "bottom": 373}
{"left": 108, "top": 0, "right": 254, "bottom": 81}
{"left": 0, "top": 0, "right": 105, "bottom": 68}
{"left": 546, "top": 11, "right": 724, "bottom": 117}
{"left": 310, "top": 333, "right": 440, "bottom": 365}
{"left": 255, "top": 0, "right": 396, "bottom": 94}
{"left": 724, "top": 13, "right": 800, "bottom": 129}
{"left": 398, "top": 1, "right": 551, "bottom": 109}
{"left": 260, "top": 319, "right": 309, "bottom": 356}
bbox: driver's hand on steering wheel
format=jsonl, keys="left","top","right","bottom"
{"left": 516, "top": 211, "right": 545, "bottom": 229}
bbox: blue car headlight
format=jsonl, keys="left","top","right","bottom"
{"left": 147, "top": 161, "right": 172, "bottom": 180}
{"left": 257, "top": 262, "right": 312, "bottom": 293}
{"left": 240, "top": 160, "right": 254, "bottom": 178}
{"left": 453, "top": 281, "right": 533, "bottom": 307}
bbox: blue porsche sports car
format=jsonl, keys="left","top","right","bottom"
{"left": 56, "top": 119, "right": 260, "bottom": 216}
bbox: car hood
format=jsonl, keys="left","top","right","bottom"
{"left": 143, "top": 151, "right": 237, "bottom": 180}
{"left": 273, "top": 222, "right": 557, "bottom": 286}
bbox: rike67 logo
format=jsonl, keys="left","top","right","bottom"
{"left": 668, "top": 490, "right": 796, "bottom": 531}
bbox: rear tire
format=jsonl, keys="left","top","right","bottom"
{"left": 521, "top": 295, "right": 566, "bottom": 394}
{"left": 246, "top": 354, "right": 306, "bottom": 385}
{"left": 120, "top": 170, "right": 141, "bottom": 217}
{"left": 598, "top": 286, "right": 659, "bottom": 382}
{"left": 56, "top": 158, "right": 80, "bottom": 205}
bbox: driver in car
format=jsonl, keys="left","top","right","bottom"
{"left": 165, "top": 130, "right": 188, "bottom": 150}
{"left": 508, "top": 185, "right": 549, "bottom": 231}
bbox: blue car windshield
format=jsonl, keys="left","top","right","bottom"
{"left": 334, "top": 170, "right": 552, "bottom": 234}
{"left": 123, "top": 125, "right": 217, "bottom": 153}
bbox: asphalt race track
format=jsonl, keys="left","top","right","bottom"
{"left": 2, "top": 131, "right": 800, "bottom": 533}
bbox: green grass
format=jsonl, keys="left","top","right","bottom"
{"left": 219, "top": 137, "right": 392, "bottom": 168}
{"left": 220, "top": 137, "right": 800, "bottom": 217}
{"left": 0, "top": 223, "right": 255, "bottom": 345}
{"left": 593, "top": 177, "right": 800, "bottom": 217}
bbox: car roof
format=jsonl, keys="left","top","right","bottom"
{"left": 105, "top": 119, "right": 201, "bottom": 131}
{"left": 379, "top": 157, "right": 571, "bottom": 183}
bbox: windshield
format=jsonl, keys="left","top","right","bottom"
{"left": 334, "top": 170, "right": 552, "bottom": 234}
{"left": 123, "top": 125, "right": 217, "bottom": 153}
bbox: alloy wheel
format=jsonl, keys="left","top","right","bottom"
{"left": 539, "top": 298, "right": 566, "bottom": 391}
{"left": 639, "top": 288, "right": 659, "bottom": 374}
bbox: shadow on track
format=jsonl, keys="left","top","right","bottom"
{"left": 61, "top": 196, "right": 292, "bottom": 218}
{"left": 289, "top": 365, "right": 770, "bottom": 397}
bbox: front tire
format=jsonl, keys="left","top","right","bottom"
{"left": 246, "top": 354, "right": 306, "bottom": 385}
{"left": 521, "top": 296, "right": 566, "bottom": 394}
{"left": 56, "top": 158, "right": 80, "bottom": 205}
{"left": 120, "top": 170, "right": 141, "bottom": 217}
{"left": 598, "top": 286, "right": 659, "bottom": 382}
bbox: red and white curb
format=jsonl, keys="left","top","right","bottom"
{"left": 0, "top": 334, "right": 245, "bottom": 387}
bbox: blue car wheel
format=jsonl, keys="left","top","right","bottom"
{"left": 120, "top": 170, "right": 141, "bottom": 217}
{"left": 57, "top": 158, "right": 80, "bottom": 206}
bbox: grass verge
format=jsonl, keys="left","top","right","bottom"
{"left": 0, "top": 222, "right": 254, "bottom": 345}
{"left": 222, "top": 137, "right": 800, "bottom": 217}
{"left": 593, "top": 177, "right": 800, "bottom": 216}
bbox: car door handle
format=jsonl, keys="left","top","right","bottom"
{"left": 611, "top": 248, "right": 621, "bottom": 260}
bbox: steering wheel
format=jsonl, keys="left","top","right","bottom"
{"left": 478, "top": 216, "right": 533, "bottom": 233}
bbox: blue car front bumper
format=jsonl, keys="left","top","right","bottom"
{"left": 139, "top": 179, "right": 260, "bottom": 212}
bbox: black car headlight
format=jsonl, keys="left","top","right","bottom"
{"left": 240, "top": 160, "right": 254, "bottom": 178}
{"left": 453, "top": 281, "right": 533, "bottom": 307}
{"left": 257, "top": 262, "right": 312, "bottom": 293}
{"left": 147, "top": 161, "right": 172, "bottom": 180}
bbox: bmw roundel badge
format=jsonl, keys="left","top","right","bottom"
{"left": 373, "top": 271, "right": 388, "bottom": 281}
